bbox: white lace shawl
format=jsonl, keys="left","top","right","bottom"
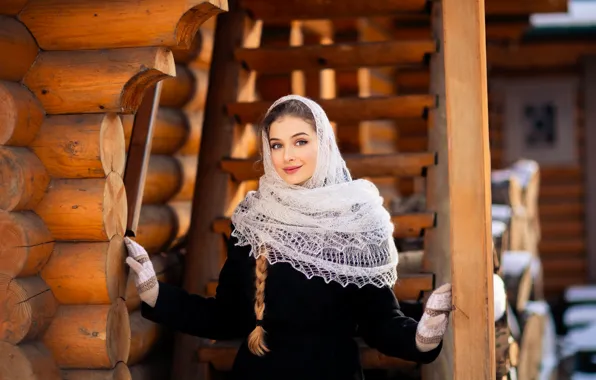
{"left": 231, "top": 95, "right": 398, "bottom": 288}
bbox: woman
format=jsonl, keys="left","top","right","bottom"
{"left": 125, "top": 95, "right": 452, "bottom": 380}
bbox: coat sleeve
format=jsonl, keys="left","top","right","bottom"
{"left": 141, "top": 229, "right": 256, "bottom": 340}
{"left": 353, "top": 284, "right": 443, "bottom": 364}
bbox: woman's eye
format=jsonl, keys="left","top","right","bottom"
{"left": 270, "top": 143, "right": 282, "bottom": 150}
{"left": 296, "top": 140, "right": 308, "bottom": 146}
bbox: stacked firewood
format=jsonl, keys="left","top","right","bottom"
{"left": 491, "top": 159, "right": 558, "bottom": 380}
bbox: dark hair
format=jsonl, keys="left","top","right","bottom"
{"left": 259, "top": 99, "right": 316, "bottom": 145}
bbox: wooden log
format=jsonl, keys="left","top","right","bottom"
{"left": 172, "top": 155, "right": 197, "bottom": 201}
{"left": 19, "top": 0, "right": 227, "bottom": 50}
{"left": 128, "top": 310, "right": 161, "bottom": 365}
{"left": 122, "top": 108, "right": 190, "bottom": 155}
{"left": 172, "top": 30, "right": 203, "bottom": 64}
{"left": 517, "top": 305, "right": 548, "bottom": 380}
{"left": 0, "top": 274, "right": 57, "bottom": 344}
{"left": 135, "top": 205, "right": 177, "bottom": 255}
{"left": 0, "top": 210, "right": 54, "bottom": 277}
{"left": 236, "top": 40, "right": 436, "bottom": 74}
{"left": 61, "top": 362, "right": 132, "bottom": 380}
{"left": 0, "top": 341, "right": 61, "bottom": 380}
{"left": 23, "top": 48, "right": 175, "bottom": 115}
{"left": 0, "top": 146, "right": 49, "bottom": 211}
{"left": 0, "top": 16, "right": 38, "bottom": 81}
{"left": 40, "top": 236, "right": 127, "bottom": 305}
{"left": 238, "top": 0, "right": 427, "bottom": 21}
{"left": 160, "top": 65, "right": 208, "bottom": 111}
{"left": 42, "top": 298, "right": 131, "bottom": 369}
{"left": 169, "top": 201, "right": 191, "bottom": 247}
{"left": 143, "top": 155, "right": 183, "bottom": 204}
{"left": 500, "top": 250, "right": 534, "bottom": 313}
{"left": 160, "top": 64, "right": 195, "bottom": 108}
{"left": 228, "top": 95, "right": 435, "bottom": 124}
{"left": 176, "top": 111, "right": 203, "bottom": 155}
{"left": 34, "top": 173, "right": 127, "bottom": 241}
{"left": 30, "top": 114, "right": 126, "bottom": 179}
{"left": 0, "top": 81, "right": 45, "bottom": 146}
{"left": 125, "top": 253, "right": 182, "bottom": 311}
{"left": 221, "top": 152, "right": 436, "bottom": 181}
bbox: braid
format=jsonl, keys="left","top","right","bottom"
{"left": 248, "top": 250, "right": 269, "bottom": 356}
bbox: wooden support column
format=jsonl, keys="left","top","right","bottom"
{"left": 423, "top": 1, "right": 495, "bottom": 379}
{"left": 584, "top": 57, "right": 596, "bottom": 283}
{"left": 171, "top": 1, "right": 255, "bottom": 378}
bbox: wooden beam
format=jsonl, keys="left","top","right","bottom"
{"left": 488, "top": 43, "right": 596, "bottom": 70}
{"left": 422, "top": 1, "right": 494, "bottom": 379}
{"left": 220, "top": 152, "right": 435, "bottom": 181}
{"left": 212, "top": 212, "right": 436, "bottom": 240}
{"left": 485, "top": 0, "right": 567, "bottom": 15}
{"left": 584, "top": 56, "right": 596, "bottom": 283}
{"left": 239, "top": 0, "right": 428, "bottom": 21}
{"left": 227, "top": 95, "right": 434, "bottom": 124}
{"left": 123, "top": 82, "right": 162, "bottom": 237}
{"left": 235, "top": 40, "right": 436, "bottom": 74}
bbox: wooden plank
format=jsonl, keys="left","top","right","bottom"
{"left": 220, "top": 152, "right": 435, "bottom": 181}
{"left": 227, "top": 95, "right": 435, "bottom": 124}
{"left": 422, "top": 1, "right": 494, "bottom": 379}
{"left": 235, "top": 40, "right": 436, "bottom": 74}
{"left": 488, "top": 43, "right": 596, "bottom": 70}
{"left": 584, "top": 57, "right": 596, "bottom": 282}
{"left": 212, "top": 212, "right": 436, "bottom": 240}
{"left": 123, "top": 82, "right": 162, "bottom": 237}
{"left": 206, "top": 272, "right": 434, "bottom": 301}
{"left": 239, "top": 0, "right": 427, "bottom": 22}
{"left": 485, "top": 0, "right": 567, "bottom": 15}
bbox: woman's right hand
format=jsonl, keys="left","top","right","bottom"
{"left": 124, "top": 237, "right": 159, "bottom": 308}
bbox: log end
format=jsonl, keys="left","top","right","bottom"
{"left": 107, "top": 235, "right": 129, "bottom": 304}
{"left": 0, "top": 274, "right": 57, "bottom": 344}
{"left": 0, "top": 210, "right": 54, "bottom": 277}
{"left": 0, "top": 81, "right": 44, "bottom": 146}
{"left": 175, "top": 2, "right": 227, "bottom": 49}
{"left": 0, "top": 147, "right": 49, "bottom": 211}
{"left": 0, "top": 16, "right": 39, "bottom": 82}
{"left": 103, "top": 172, "right": 127, "bottom": 240}
{"left": 0, "top": 341, "right": 61, "bottom": 380}
{"left": 107, "top": 298, "right": 131, "bottom": 366}
{"left": 100, "top": 114, "right": 126, "bottom": 178}
{"left": 120, "top": 48, "right": 175, "bottom": 114}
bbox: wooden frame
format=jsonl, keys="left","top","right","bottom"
{"left": 423, "top": 0, "right": 495, "bottom": 378}
{"left": 584, "top": 56, "right": 596, "bottom": 283}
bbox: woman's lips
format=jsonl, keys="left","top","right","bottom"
{"left": 283, "top": 165, "right": 302, "bottom": 174}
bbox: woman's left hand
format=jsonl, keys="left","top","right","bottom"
{"left": 415, "top": 283, "right": 452, "bottom": 352}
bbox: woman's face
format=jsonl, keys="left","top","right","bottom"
{"left": 267, "top": 116, "right": 318, "bottom": 185}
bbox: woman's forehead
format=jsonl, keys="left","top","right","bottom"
{"left": 268, "top": 116, "right": 315, "bottom": 139}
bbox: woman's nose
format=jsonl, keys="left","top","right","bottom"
{"left": 283, "top": 146, "right": 295, "bottom": 161}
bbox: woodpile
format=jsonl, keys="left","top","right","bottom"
{"left": 490, "top": 159, "right": 558, "bottom": 380}
{"left": 0, "top": 2, "right": 222, "bottom": 379}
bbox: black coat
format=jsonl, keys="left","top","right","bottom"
{"left": 141, "top": 230, "right": 442, "bottom": 380}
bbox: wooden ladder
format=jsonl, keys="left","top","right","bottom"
{"left": 173, "top": 1, "right": 495, "bottom": 379}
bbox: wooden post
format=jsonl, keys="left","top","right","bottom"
{"left": 123, "top": 82, "right": 163, "bottom": 237}
{"left": 423, "top": 1, "right": 495, "bottom": 379}
{"left": 170, "top": 1, "right": 249, "bottom": 378}
{"left": 584, "top": 56, "right": 596, "bottom": 283}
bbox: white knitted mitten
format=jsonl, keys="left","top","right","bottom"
{"left": 124, "top": 237, "right": 159, "bottom": 308}
{"left": 415, "top": 283, "right": 452, "bottom": 352}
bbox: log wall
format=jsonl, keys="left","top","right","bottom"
{"left": 0, "top": 2, "right": 224, "bottom": 379}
